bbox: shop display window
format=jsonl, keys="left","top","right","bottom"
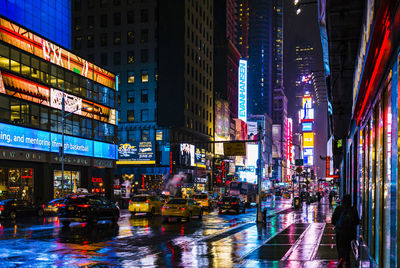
{"left": 53, "top": 170, "right": 80, "bottom": 198}
{"left": 0, "top": 167, "right": 34, "bottom": 202}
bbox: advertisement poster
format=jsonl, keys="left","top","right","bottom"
{"left": 118, "top": 141, "right": 155, "bottom": 163}
{"left": 195, "top": 148, "right": 206, "bottom": 168}
{"left": 180, "top": 143, "right": 195, "bottom": 166}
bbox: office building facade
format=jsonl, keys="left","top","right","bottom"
{"left": 0, "top": 0, "right": 71, "bottom": 48}
{"left": 0, "top": 16, "right": 117, "bottom": 202}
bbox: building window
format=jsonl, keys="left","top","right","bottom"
{"left": 140, "top": 9, "right": 148, "bottom": 22}
{"left": 74, "top": 17, "right": 81, "bottom": 31}
{"left": 88, "top": 0, "right": 95, "bottom": 8}
{"left": 100, "top": 33, "right": 107, "bottom": 47}
{"left": 114, "top": 12, "right": 121, "bottom": 26}
{"left": 100, "top": 53, "right": 108, "bottom": 65}
{"left": 100, "top": 14, "right": 108, "bottom": 27}
{"left": 117, "top": 93, "right": 121, "bottom": 104}
{"left": 140, "top": 49, "right": 148, "bottom": 62}
{"left": 113, "top": 52, "right": 121, "bottom": 65}
{"left": 100, "top": 0, "right": 108, "bottom": 8}
{"left": 141, "top": 109, "right": 149, "bottom": 122}
{"left": 127, "top": 110, "right": 134, "bottom": 122}
{"left": 141, "top": 89, "right": 148, "bottom": 103}
{"left": 73, "top": 0, "right": 81, "bottom": 11}
{"left": 127, "top": 71, "right": 135, "bottom": 83}
{"left": 128, "top": 130, "right": 135, "bottom": 142}
{"left": 127, "top": 90, "right": 134, "bottom": 103}
{"left": 127, "top": 51, "right": 135, "bottom": 64}
{"left": 127, "top": 31, "right": 135, "bottom": 44}
{"left": 74, "top": 36, "right": 82, "bottom": 50}
{"left": 113, "top": 0, "right": 121, "bottom": 5}
{"left": 87, "top": 16, "right": 94, "bottom": 29}
{"left": 127, "top": 0, "right": 135, "bottom": 5}
{"left": 141, "top": 129, "right": 149, "bottom": 141}
{"left": 156, "top": 130, "right": 163, "bottom": 141}
{"left": 127, "top": 10, "right": 135, "bottom": 24}
{"left": 87, "top": 35, "right": 94, "bottom": 48}
{"left": 87, "top": 54, "right": 95, "bottom": 62}
{"left": 140, "top": 29, "right": 148, "bottom": 43}
{"left": 113, "top": 32, "right": 121, "bottom": 45}
{"left": 141, "top": 70, "right": 148, "bottom": 82}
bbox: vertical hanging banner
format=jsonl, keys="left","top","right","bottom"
{"left": 238, "top": 59, "right": 247, "bottom": 122}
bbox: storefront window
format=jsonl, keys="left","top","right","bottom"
{"left": 0, "top": 167, "right": 34, "bottom": 201}
{"left": 53, "top": 170, "right": 80, "bottom": 198}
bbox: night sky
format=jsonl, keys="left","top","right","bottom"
{"left": 283, "top": 0, "right": 327, "bottom": 179}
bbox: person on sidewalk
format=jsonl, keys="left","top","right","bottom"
{"left": 331, "top": 194, "right": 360, "bottom": 267}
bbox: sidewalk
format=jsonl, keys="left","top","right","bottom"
{"left": 236, "top": 200, "right": 343, "bottom": 267}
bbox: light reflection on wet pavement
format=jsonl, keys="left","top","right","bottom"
{"left": 0, "top": 199, "right": 338, "bottom": 267}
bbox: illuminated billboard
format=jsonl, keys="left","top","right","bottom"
{"left": 238, "top": 59, "right": 247, "bottom": 122}
{"left": 0, "top": 122, "right": 117, "bottom": 159}
{"left": 116, "top": 142, "right": 155, "bottom": 164}
{"left": 180, "top": 143, "right": 195, "bottom": 166}
{"left": 302, "top": 96, "right": 312, "bottom": 109}
{"left": 0, "top": 17, "right": 115, "bottom": 89}
{"left": 0, "top": 71, "right": 117, "bottom": 125}
{"left": 302, "top": 122, "right": 313, "bottom": 132}
{"left": 303, "top": 132, "right": 314, "bottom": 147}
{"left": 300, "top": 108, "right": 314, "bottom": 120}
{"left": 287, "top": 118, "right": 293, "bottom": 162}
{"left": 303, "top": 148, "right": 313, "bottom": 156}
{"left": 304, "top": 155, "right": 314, "bottom": 166}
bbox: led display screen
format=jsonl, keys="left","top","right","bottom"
{"left": 300, "top": 108, "right": 314, "bottom": 120}
{"left": 180, "top": 143, "right": 195, "bottom": 166}
{"left": 303, "top": 148, "right": 313, "bottom": 156}
{"left": 117, "top": 142, "right": 155, "bottom": 164}
{"left": 0, "top": 17, "right": 115, "bottom": 89}
{"left": 0, "top": 71, "right": 117, "bottom": 125}
{"left": 302, "top": 122, "right": 313, "bottom": 132}
{"left": 0, "top": 122, "right": 117, "bottom": 159}
{"left": 303, "top": 132, "right": 314, "bottom": 147}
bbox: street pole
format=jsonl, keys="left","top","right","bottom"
{"left": 61, "top": 93, "right": 65, "bottom": 198}
{"left": 256, "top": 126, "right": 264, "bottom": 223}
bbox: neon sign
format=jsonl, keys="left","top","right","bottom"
{"left": 238, "top": 59, "right": 247, "bottom": 122}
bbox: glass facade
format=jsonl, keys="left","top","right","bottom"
{"left": 0, "top": 0, "right": 71, "bottom": 49}
{"left": 0, "top": 167, "right": 34, "bottom": 201}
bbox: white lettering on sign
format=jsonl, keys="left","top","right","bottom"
{"left": 238, "top": 59, "right": 247, "bottom": 122}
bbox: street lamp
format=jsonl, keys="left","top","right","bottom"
{"left": 60, "top": 95, "right": 93, "bottom": 197}
{"left": 294, "top": 0, "right": 317, "bottom": 15}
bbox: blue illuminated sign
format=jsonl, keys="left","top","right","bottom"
{"left": 302, "top": 122, "right": 313, "bottom": 132}
{"left": 238, "top": 59, "right": 247, "bottom": 122}
{"left": 0, "top": 122, "right": 116, "bottom": 159}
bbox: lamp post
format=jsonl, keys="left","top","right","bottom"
{"left": 256, "top": 126, "right": 264, "bottom": 223}
{"left": 293, "top": 0, "right": 317, "bottom": 15}
{"left": 60, "top": 94, "right": 92, "bottom": 197}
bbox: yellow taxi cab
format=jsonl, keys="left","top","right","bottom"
{"left": 193, "top": 193, "right": 212, "bottom": 211}
{"left": 283, "top": 191, "right": 291, "bottom": 199}
{"left": 162, "top": 198, "right": 202, "bottom": 222}
{"left": 128, "top": 195, "right": 164, "bottom": 216}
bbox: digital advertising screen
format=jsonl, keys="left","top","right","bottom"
{"left": 117, "top": 141, "right": 155, "bottom": 164}
{"left": 302, "top": 122, "right": 313, "bottom": 132}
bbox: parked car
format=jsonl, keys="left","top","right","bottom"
{"left": 193, "top": 193, "right": 212, "bottom": 211}
{"left": 162, "top": 198, "right": 202, "bottom": 222}
{"left": 43, "top": 198, "right": 65, "bottom": 215}
{"left": 128, "top": 195, "right": 164, "bottom": 216}
{"left": 58, "top": 194, "right": 119, "bottom": 227}
{"left": 217, "top": 196, "right": 246, "bottom": 214}
{"left": 0, "top": 199, "right": 44, "bottom": 220}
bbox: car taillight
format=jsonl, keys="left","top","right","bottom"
{"left": 231, "top": 202, "right": 237, "bottom": 205}
{"left": 42, "top": 204, "right": 45, "bottom": 208}
{"left": 146, "top": 199, "right": 149, "bottom": 203}
{"left": 58, "top": 204, "right": 66, "bottom": 207}
{"left": 218, "top": 202, "right": 222, "bottom": 204}
{"left": 180, "top": 207, "right": 186, "bottom": 210}
{"left": 162, "top": 206, "right": 168, "bottom": 210}
{"left": 77, "top": 204, "right": 90, "bottom": 208}
{"left": 0, "top": 205, "right": 3, "bottom": 211}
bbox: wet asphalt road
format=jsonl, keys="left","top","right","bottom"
{"left": 0, "top": 199, "right": 335, "bottom": 267}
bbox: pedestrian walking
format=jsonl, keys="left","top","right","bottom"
{"left": 331, "top": 194, "right": 359, "bottom": 267}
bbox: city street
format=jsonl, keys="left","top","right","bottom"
{"left": 0, "top": 198, "right": 341, "bottom": 267}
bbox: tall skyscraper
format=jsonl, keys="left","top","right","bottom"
{"left": 72, "top": 0, "right": 214, "bottom": 192}
{"left": 272, "top": 0, "right": 283, "bottom": 90}
{"left": 0, "top": 0, "right": 71, "bottom": 48}
{"left": 236, "top": 0, "right": 249, "bottom": 58}
{"left": 248, "top": 0, "right": 273, "bottom": 116}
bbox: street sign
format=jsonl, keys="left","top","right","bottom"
{"left": 295, "top": 167, "right": 303, "bottom": 174}
{"left": 295, "top": 159, "right": 303, "bottom": 166}
{"left": 223, "top": 142, "right": 246, "bottom": 156}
